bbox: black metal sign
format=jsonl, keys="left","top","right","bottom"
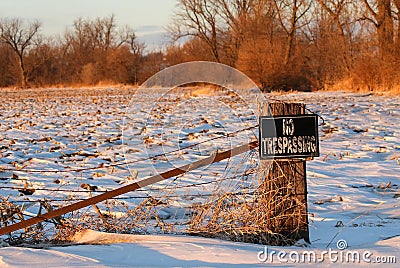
{"left": 259, "top": 115, "right": 319, "bottom": 159}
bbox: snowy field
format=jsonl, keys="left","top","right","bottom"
{"left": 0, "top": 88, "right": 399, "bottom": 267}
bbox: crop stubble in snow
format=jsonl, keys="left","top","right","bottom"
{"left": 0, "top": 88, "right": 399, "bottom": 250}
{"left": 0, "top": 87, "right": 259, "bottom": 241}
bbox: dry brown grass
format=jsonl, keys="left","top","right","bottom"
{"left": 187, "top": 160, "right": 308, "bottom": 246}
{"left": 0, "top": 197, "right": 61, "bottom": 245}
{"left": 318, "top": 77, "right": 400, "bottom": 96}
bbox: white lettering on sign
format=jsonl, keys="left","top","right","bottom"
{"left": 283, "top": 119, "right": 294, "bottom": 136}
{"left": 261, "top": 136, "right": 317, "bottom": 156}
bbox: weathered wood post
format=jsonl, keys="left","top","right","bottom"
{"left": 259, "top": 102, "right": 319, "bottom": 245}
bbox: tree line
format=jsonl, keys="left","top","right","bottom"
{"left": 1, "top": 0, "right": 400, "bottom": 91}
{"left": 0, "top": 15, "right": 161, "bottom": 88}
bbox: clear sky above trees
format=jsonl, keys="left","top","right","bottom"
{"left": 0, "top": 0, "right": 176, "bottom": 36}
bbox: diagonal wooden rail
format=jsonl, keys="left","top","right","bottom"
{"left": 0, "top": 141, "right": 257, "bottom": 236}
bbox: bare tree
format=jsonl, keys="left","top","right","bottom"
{"left": 118, "top": 25, "right": 145, "bottom": 84}
{"left": 216, "top": 0, "right": 276, "bottom": 64}
{"left": 60, "top": 15, "right": 144, "bottom": 85}
{"left": 69, "top": 15, "right": 118, "bottom": 51}
{"left": 90, "top": 14, "right": 117, "bottom": 51}
{"left": 0, "top": 18, "right": 41, "bottom": 88}
{"left": 361, "top": 0, "right": 395, "bottom": 59}
{"left": 216, "top": 0, "right": 253, "bottom": 35}
{"left": 118, "top": 25, "right": 144, "bottom": 54}
{"left": 273, "top": 0, "right": 312, "bottom": 65}
{"left": 170, "top": 0, "right": 222, "bottom": 62}
{"left": 214, "top": 0, "right": 253, "bottom": 63}
{"left": 171, "top": 0, "right": 277, "bottom": 64}
{"left": 316, "top": 0, "right": 354, "bottom": 73}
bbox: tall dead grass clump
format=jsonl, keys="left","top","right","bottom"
{"left": 188, "top": 161, "right": 308, "bottom": 246}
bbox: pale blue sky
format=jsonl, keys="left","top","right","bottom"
{"left": 0, "top": 0, "right": 176, "bottom": 42}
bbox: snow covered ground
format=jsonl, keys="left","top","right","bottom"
{"left": 0, "top": 88, "right": 399, "bottom": 267}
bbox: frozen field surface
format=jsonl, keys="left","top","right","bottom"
{"left": 0, "top": 88, "right": 399, "bottom": 266}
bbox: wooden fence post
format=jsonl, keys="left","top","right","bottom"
{"left": 260, "top": 102, "right": 310, "bottom": 245}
